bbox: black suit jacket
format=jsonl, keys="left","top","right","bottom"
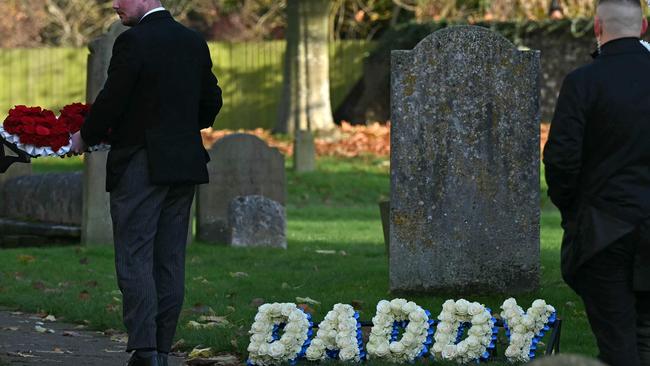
{"left": 81, "top": 10, "right": 222, "bottom": 192}
{"left": 543, "top": 38, "right": 650, "bottom": 288}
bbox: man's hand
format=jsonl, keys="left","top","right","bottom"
{"left": 69, "top": 131, "right": 87, "bottom": 155}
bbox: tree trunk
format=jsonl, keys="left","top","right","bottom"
{"left": 276, "top": 0, "right": 335, "bottom": 134}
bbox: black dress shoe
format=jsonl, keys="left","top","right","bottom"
{"left": 157, "top": 353, "right": 169, "bottom": 366}
{"left": 127, "top": 354, "right": 160, "bottom": 366}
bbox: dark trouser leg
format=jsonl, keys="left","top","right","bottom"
{"left": 573, "top": 238, "right": 640, "bottom": 366}
{"left": 153, "top": 185, "right": 195, "bottom": 353}
{"left": 111, "top": 150, "right": 169, "bottom": 352}
{"left": 638, "top": 292, "right": 650, "bottom": 366}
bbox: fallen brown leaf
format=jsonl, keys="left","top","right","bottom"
{"left": 17, "top": 254, "right": 35, "bottom": 264}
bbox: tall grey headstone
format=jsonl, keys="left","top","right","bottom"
{"left": 82, "top": 21, "right": 127, "bottom": 246}
{"left": 197, "top": 134, "right": 285, "bottom": 244}
{"left": 390, "top": 26, "right": 540, "bottom": 294}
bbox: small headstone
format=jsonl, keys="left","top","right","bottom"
{"left": 196, "top": 134, "right": 285, "bottom": 244}
{"left": 82, "top": 21, "right": 128, "bottom": 246}
{"left": 2, "top": 173, "right": 82, "bottom": 225}
{"left": 228, "top": 195, "right": 286, "bottom": 248}
{"left": 293, "top": 130, "right": 316, "bottom": 172}
{"left": 390, "top": 26, "right": 540, "bottom": 293}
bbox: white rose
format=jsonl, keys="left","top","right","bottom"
{"left": 305, "top": 347, "right": 322, "bottom": 361}
{"left": 432, "top": 342, "right": 445, "bottom": 353}
{"left": 248, "top": 343, "right": 260, "bottom": 353}
{"left": 437, "top": 322, "right": 453, "bottom": 333}
{"left": 510, "top": 333, "right": 523, "bottom": 343}
{"left": 468, "top": 302, "right": 485, "bottom": 316}
{"left": 502, "top": 298, "right": 517, "bottom": 309}
{"left": 455, "top": 299, "right": 470, "bottom": 314}
{"left": 284, "top": 322, "right": 301, "bottom": 333}
{"left": 456, "top": 342, "right": 468, "bottom": 354}
{"left": 522, "top": 316, "right": 534, "bottom": 328}
{"left": 435, "top": 334, "right": 451, "bottom": 345}
{"left": 377, "top": 300, "right": 391, "bottom": 314}
{"left": 251, "top": 322, "right": 267, "bottom": 333}
{"left": 547, "top": 305, "right": 556, "bottom": 313}
{"left": 336, "top": 335, "right": 354, "bottom": 349}
{"left": 409, "top": 309, "right": 427, "bottom": 323}
{"left": 288, "top": 310, "right": 305, "bottom": 322}
{"left": 508, "top": 316, "right": 521, "bottom": 326}
{"left": 532, "top": 299, "right": 546, "bottom": 309}
{"left": 269, "top": 342, "right": 286, "bottom": 358}
{"left": 258, "top": 343, "right": 270, "bottom": 355}
{"left": 339, "top": 320, "right": 356, "bottom": 332}
{"left": 442, "top": 299, "right": 456, "bottom": 312}
{"left": 281, "top": 303, "right": 295, "bottom": 316}
{"left": 504, "top": 346, "right": 519, "bottom": 358}
{"left": 254, "top": 313, "right": 266, "bottom": 322}
{"left": 505, "top": 308, "right": 520, "bottom": 319}
{"left": 389, "top": 341, "right": 405, "bottom": 353}
{"left": 441, "top": 345, "right": 457, "bottom": 359}
{"left": 390, "top": 298, "right": 408, "bottom": 312}
{"left": 402, "top": 301, "right": 418, "bottom": 314}
{"left": 339, "top": 347, "right": 358, "bottom": 361}
{"left": 401, "top": 332, "right": 415, "bottom": 346}
{"left": 375, "top": 342, "right": 390, "bottom": 356}
{"left": 466, "top": 336, "right": 480, "bottom": 350}
{"left": 472, "top": 312, "right": 490, "bottom": 325}
{"left": 250, "top": 333, "right": 266, "bottom": 343}
{"left": 513, "top": 324, "right": 525, "bottom": 333}
{"left": 324, "top": 311, "right": 337, "bottom": 322}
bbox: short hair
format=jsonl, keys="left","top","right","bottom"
{"left": 597, "top": 0, "right": 643, "bottom": 36}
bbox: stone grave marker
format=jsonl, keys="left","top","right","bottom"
{"left": 228, "top": 195, "right": 286, "bottom": 248}
{"left": 197, "top": 134, "right": 285, "bottom": 244}
{"left": 390, "top": 26, "right": 540, "bottom": 293}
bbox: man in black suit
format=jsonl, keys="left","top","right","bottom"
{"left": 70, "top": 1, "right": 222, "bottom": 365}
{"left": 544, "top": 0, "right": 649, "bottom": 364}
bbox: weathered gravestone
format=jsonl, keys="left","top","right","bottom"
{"left": 82, "top": 21, "right": 128, "bottom": 246}
{"left": 390, "top": 26, "right": 540, "bottom": 294}
{"left": 0, "top": 173, "right": 82, "bottom": 246}
{"left": 197, "top": 134, "right": 285, "bottom": 244}
{"left": 229, "top": 195, "right": 286, "bottom": 248}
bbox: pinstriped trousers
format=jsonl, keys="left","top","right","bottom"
{"left": 110, "top": 149, "right": 195, "bottom": 353}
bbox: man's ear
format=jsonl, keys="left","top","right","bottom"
{"left": 642, "top": 17, "right": 648, "bottom": 37}
{"left": 594, "top": 15, "right": 603, "bottom": 38}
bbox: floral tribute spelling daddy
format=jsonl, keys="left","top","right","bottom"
{"left": 247, "top": 298, "right": 556, "bottom": 365}
{"left": 0, "top": 103, "right": 96, "bottom": 157}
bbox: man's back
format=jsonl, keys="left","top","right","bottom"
{"left": 81, "top": 10, "right": 222, "bottom": 190}
{"left": 545, "top": 37, "right": 650, "bottom": 223}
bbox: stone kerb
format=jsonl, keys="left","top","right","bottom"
{"left": 197, "top": 134, "right": 285, "bottom": 244}
{"left": 389, "top": 26, "right": 540, "bottom": 294}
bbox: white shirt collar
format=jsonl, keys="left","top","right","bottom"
{"left": 140, "top": 7, "right": 165, "bottom": 22}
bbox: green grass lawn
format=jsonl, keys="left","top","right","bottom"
{"left": 0, "top": 157, "right": 596, "bottom": 363}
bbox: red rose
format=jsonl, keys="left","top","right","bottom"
{"left": 35, "top": 126, "right": 51, "bottom": 136}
